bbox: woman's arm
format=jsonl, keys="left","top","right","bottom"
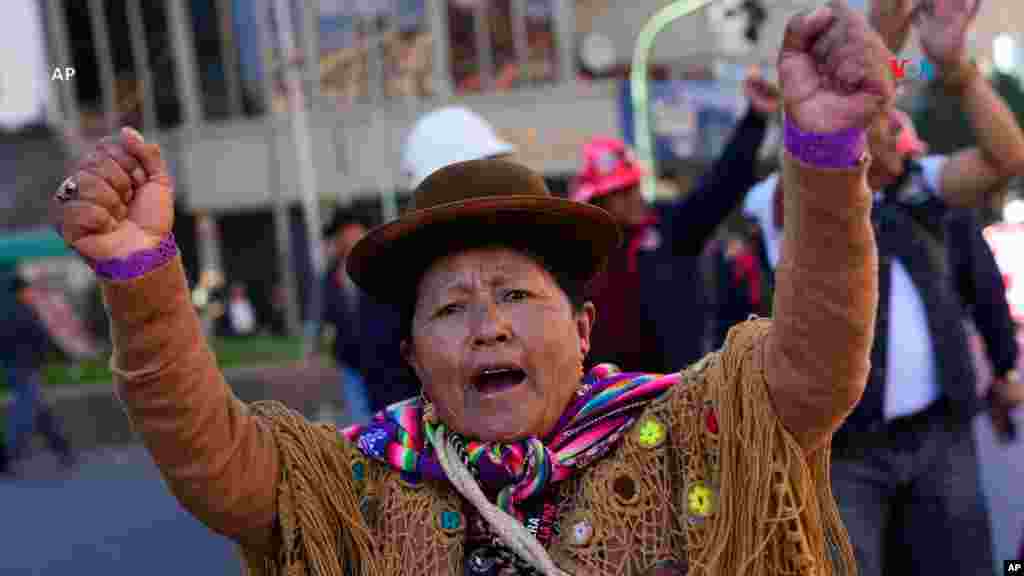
{"left": 766, "top": 147, "right": 876, "bottom": 451}
{"left": 51, "top": 129, "right": 282, "bottom": 551}
{"left": 758, "top": 0, "right": 892, "bottom": 453}
{"left": 103, "top": 255, "right": 280, "bottom": 551}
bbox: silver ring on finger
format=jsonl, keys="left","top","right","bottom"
{"left": 56, "top": 176, "right": 78, "bottom": 204}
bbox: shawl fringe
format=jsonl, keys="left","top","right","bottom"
{"left": 688, "top": 319, "right": 857, "bottom": 575}
{"left": 240, "top": 401, "right": 378, "bottom": 576}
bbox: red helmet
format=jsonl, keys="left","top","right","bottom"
{"left": 571, "top": 137, "right": 645, "bottom": 203}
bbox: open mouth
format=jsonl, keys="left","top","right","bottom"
{"left": 472, "top": 365, "right": 527, "bottom": 395}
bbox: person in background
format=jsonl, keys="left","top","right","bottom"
{"left": 223, "top": 282, "right": 257, "bottom": 337}
{"left": 570, "top": 68, "right": 778, "bottom": 373}
{"left": 0, "top": 275, "right": 75, "bottom": 471}
{"left": 320, "top": 209, "right": 374, "bottom": 424}
{"left": 743, "top": 0, "right": 1024, "bottom": 571}
{"left": 859, "top": 2, "right": 1024, "bottom": 571}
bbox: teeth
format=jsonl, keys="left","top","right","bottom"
{"left": 482, "top": 368, "right": 516, "bottom": 375}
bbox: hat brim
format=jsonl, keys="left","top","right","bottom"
{"left": 347, "top": 196, "right": 621, "bottom": 304}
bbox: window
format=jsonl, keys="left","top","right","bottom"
{"left": 383, "top": 0, "right": 432, "bottom": 98}
{"left": 449, "top": 0, "right": 556, "bottom": 93}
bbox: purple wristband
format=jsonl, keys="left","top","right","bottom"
{"left": 783, "top": 117, "right": 865, "bottom": 168}
{"left": 92, "top": 234, "right": 179, "bottom": 281}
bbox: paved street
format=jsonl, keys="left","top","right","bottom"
{"left": 0, "top": 361, "right": 345, "bottom": 576}
{"left": 0, "top": 445, "right": 241, "bottom": 576}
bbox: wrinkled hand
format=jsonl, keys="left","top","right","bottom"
{"left": 52, "top": 127, "right": 174, "bottom": 262}
{"left": 778, "top": 1, "right": 895, "bottom": 134}
{"left": 744, "top": 69, "right": 782, "bottom": 118}
{"left": 915, "top": 0, "right": 980, "bottom": 70}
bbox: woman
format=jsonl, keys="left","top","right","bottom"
{"left": 51, "top": 3, "right": 890, "bottom": 574}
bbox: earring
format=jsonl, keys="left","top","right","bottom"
{"left": 576, "top": 360, "right": 590, "bottom": 397}
{"left": 421, "top": 391, "right": 436, "bottom": 423}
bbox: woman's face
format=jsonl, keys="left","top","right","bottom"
{"left": 598, "top": 185, "right": 649, "bottom": 227}
{"left": 403, "top": 247, "right": 595, "bottom": 442}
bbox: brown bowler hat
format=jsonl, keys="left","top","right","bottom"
{"left": 347, "top": 158, "right": 621, "bottom": 304}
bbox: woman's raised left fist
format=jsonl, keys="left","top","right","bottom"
{"left": 778, "top": 0, "right": 896, "bottom": 134}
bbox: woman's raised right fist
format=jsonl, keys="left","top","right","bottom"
{"left": 52, "top": 127, "right": 175, "bottom": 262}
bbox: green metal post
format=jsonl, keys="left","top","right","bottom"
{"left": 630, "top": 0, "right": 717, "bottom": 202}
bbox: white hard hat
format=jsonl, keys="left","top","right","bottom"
{"left": 401, "top": 106, "right": 515, "bottom": 189}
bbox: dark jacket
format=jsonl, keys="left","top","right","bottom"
{"left": 322, "top": 261, "right": 419, "bottom": 411}
{"left": 587, "top": 110, "right": 769, "bottom": 373}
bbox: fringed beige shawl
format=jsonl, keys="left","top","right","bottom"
{"left": 240, "top": 320, "right": 857, "bottom": 576}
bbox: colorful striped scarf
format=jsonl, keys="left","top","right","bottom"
{"left": 342, "top": 364, "right": 680, "bottom": 521}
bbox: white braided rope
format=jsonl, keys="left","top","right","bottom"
{"left": 429, "top": 430, "right": 572, "bottom": 576}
